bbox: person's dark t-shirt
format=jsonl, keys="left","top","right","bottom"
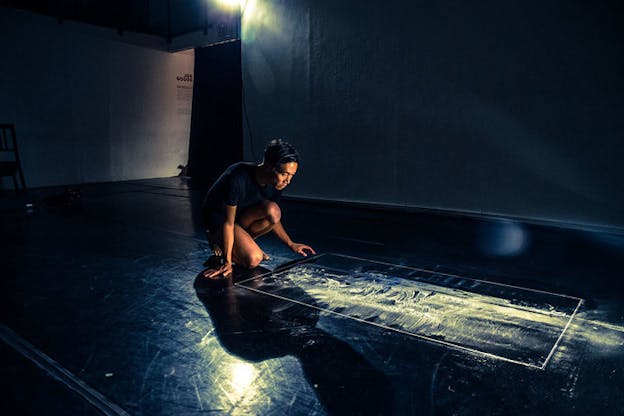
{"left": 202, "top": 162, "right": 282, "bottom": 231}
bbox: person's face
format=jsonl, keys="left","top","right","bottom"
{"left": 272, "top": 162, "right": 298, "bottom": 190}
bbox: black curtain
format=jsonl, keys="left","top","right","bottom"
{"left": 187, "top": 40, "right": 242, "bottom": 184}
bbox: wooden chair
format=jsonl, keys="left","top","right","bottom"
{"left": 0, "top": 124, "right": 27, "bottom": 192}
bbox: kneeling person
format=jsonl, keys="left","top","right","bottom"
{"left": 202, "top": 139, "right": 316, "bottom": 278}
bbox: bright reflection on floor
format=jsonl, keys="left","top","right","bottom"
{"left": 238, "top": 253, "right": 583, "bottom": 368}
{"left": 228, "top": 362, "right": 257, "bottom": 397}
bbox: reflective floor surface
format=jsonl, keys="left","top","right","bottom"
{"left": 1, "top": 177, "right": 623, "bottom": 415}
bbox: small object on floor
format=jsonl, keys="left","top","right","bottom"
{"left": 43, "top": 188, "right": 82, "bottom": 208}
{"left": 24, "top": 202, "right": 37, "bottom": 214}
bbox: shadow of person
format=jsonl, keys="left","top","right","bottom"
{"left": 194, "top": 266, "right": 394, "bottom": 415}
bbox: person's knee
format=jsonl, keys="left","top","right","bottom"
{"left": 240, "top": 250, "right": 264, "bottom": 268}
{"left": 265, "top": 201, "right": 281, "bottom": 224}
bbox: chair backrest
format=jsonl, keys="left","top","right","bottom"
{"left": 0, "top": 124, "right": 20, "bottom": 163}
{"left": 0, "top": 123, "right": 27, "bottom": 190}
{"left": 0, "top": 124, "right": 17, "bottom": 152}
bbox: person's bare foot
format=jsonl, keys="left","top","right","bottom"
{"left": 211, "top": 243, "right": 223, "bottom": 257}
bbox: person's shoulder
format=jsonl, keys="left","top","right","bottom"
{"left": 225, "top": 162, "right": 257, "bottom": 185}
{"left": 228, "top": 162, "right": 255, "bottom": 175}
{"left": 234, "top": 162, "right": 259, "bottom": 176}
{"left": 219, "top": 162, "right": 243, "bottom": 176}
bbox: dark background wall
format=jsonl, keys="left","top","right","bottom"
{"left": 242, "top": 0, "right": 624, "bottom": 229}
{"left": 3, "top": 1, "right": 622, "bottom": 230}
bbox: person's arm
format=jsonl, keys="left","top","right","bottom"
{"left": 272, "top": 221, "right": 316, "bottom": 257}
{"left": 204, "top": 205, "right": 236, "bottom": 278}
{"left": 221, "top": 205, "right": 236, "bottom": 267}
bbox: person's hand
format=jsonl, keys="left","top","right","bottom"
{"left": 290, "top": 242, "right": 316, "bottom": 257}
{"left": 203, "top": 262, "right": 233, "bottom": 279}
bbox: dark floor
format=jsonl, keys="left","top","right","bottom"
{"left": 1, "top": 178, "right": 623, "bottom": 415}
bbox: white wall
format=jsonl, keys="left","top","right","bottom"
{"left": 241, "top": 0, "right": 624, "bottom": 230}
{"left": 0, "top": 7, "right": 194, "bottom": 188}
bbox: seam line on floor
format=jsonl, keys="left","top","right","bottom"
{"left": 0, "top": 324, "right": 130, "bottom": 416}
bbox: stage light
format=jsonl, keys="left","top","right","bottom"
{"left": 214, "top": 0, "right": 254, "bottom": 18}
{"left": 216, "top": 0, "right": 243, "bottom": 9}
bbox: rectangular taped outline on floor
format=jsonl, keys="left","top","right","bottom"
{"left": 236, "top": 253, "right": 584, "bottom": 370}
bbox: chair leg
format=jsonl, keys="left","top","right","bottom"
{"left": 18, "top": 167, "right": 27, "bottom": 191}
{"left": 12, "top": 174, "right": 19, "bottom": 194}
